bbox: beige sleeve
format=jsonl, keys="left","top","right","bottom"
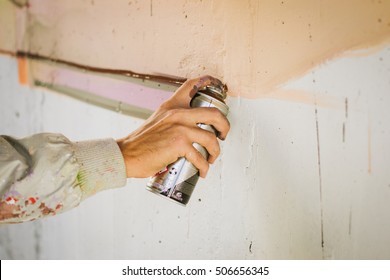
{"left": 0, "top": 133, "right": 126, "bottom": 224}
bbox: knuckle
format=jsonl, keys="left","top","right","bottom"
{"left": 201, "top": 74, "right": 213, "bottom": 81}
{"left": 165, "top": 108, "right": 182, "bottom": 122}
{"left": 213, "top": 142, "right": 221, "bottom": 156}
{"left": 209, "top": 107, "right": 223, "bottom": 118}
{"left": 185, "top": 77, "right": 199, "bottom": 86}
{"left": 159, "top": 99, "right": 175, "bottom": 111}
{"left": 166, "top": 108, "right": 177, "bottom": 118}
{"left": 172, "top": 133, "right": 186, "bottom": 146}
{"left": 185, "top": 148, "right": 196, "bottom": 163}
{"left": 210, "top": 143, "right": 220, "bottom": 158}
{"left": 202, "top": 161, "right": 210, "bottom": 173}
{"left": 159, "top": 100, "right": 170, "bottom": 110}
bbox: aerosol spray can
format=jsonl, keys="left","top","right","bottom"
{"left": 146, "top": 84, "right": 229, "bottom": 205}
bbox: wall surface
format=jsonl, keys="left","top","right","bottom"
{"left": 1, "top": 0, "right": 390, "bottom": 259}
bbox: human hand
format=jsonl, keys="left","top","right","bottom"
{"left": 116, "top": 75, "right": 230, "bottom": 179}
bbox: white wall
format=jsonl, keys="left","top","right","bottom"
{"left": 1, "top": 0, "right": 390, "bottom": 259}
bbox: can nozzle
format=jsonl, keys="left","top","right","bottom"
{"left": 204, "top": 84, "right": 227, "bottom": 101}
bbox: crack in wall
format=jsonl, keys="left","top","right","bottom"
{"left": 33, "top": 221, "right": 42, "bottom": 259}
{"left": 314, "top": 101, "right": 325, "bottom": 258}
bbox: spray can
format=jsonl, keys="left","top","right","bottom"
{"left": 146, "top": 84, "right": 229, "bottom": 205}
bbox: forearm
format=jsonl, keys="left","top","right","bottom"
{"left": 0, "top": 133, "right": 126, "bottom": 224}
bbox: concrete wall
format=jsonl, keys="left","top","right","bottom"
{"left": 1, "top": 0, "right": 390, "bottom": 259}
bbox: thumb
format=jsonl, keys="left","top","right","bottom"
{"left": 165, "top": 75, "right": 224, "bottom": 109}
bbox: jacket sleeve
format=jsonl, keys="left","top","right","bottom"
{"left": 0, "top": 133, "right": 127, "bottom": 224}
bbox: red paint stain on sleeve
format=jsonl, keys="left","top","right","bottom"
{"left": 27, "top": 197, "right": 37, "bottom": 205}
{"left": 5, "top": 197, "right": 18, "bottom": 205}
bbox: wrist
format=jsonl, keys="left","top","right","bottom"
{"left": 74, "top": 138, "right": 127, "bottom": 199}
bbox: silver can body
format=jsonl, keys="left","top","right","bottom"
{"left": 146, "top": 91, "right": 229, "bottom": 205}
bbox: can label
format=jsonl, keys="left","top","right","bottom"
{"left": 146, "top": 157, "right": 199, "bottom": 205}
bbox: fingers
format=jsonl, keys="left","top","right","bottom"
{"left": 186, "top": 127, "right": 221, "bottom": 164}
{"left": 189, "top": 107, "right": 230, "bottom": 140}
{"left": 164, "top": 75, "right": 224, "bottom": 109}
{"left": 188, "top": 75, "right": 224, "bottom": 97}
{"left": 164, "top": 107, "right": 230, "bottom": 140}
{"left": 184, "top": 145, "right": 210, "bottom": 178}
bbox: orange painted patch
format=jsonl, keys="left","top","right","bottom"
{"left": 17, "top": 57, "right": 29, "bottom": 85}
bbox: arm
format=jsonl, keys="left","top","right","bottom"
{"left": 0, "top": 134, "right": 126, "bottom": 223}
{"left": 0, "top": 75, "right": 230, "bottom": 224}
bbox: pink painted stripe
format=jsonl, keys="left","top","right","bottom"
{"left": 32, "top": 61, "right": 173, "bottom": 111}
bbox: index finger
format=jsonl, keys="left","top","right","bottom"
{"left": 165, "top": 75, "right": 224, "bottom": 109}
{"left": 170, "top": 107, "right": 231, "bottom": 140}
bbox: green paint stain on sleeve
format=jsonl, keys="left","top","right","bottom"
{"left": 76, "top": 171, "right": 85, "bottom": 187}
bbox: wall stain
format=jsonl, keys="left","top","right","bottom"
{"left": 0, "top": 49, "right": 16, "bottom": 57}
{"left": 33, "top": 221, "right": 42, "bottom": 259}
{"left": 348, "top": 208, "right": 352, "bottom": 236}
{"left": 342, "top": 123, "right": 346, "bottom": 143}
{"left": 0, "top": 228, "right": 15, "bottom": 259}
{"left": 0, "top": 49, "right": 186, "bottom": 87}
{"left": 8, "top": 0, "right": 29, "bottom": 9}
{"left": 314, "top": 99, "right": 325, "bottom": 256}
{"left": 368, "top": 122, "right": 372, "bottom": 174}
{"left": 342, "top": 98, "right": 349, "bottom": 143}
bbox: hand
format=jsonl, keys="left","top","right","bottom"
{"left": 116, "top": 75, "right": 230, "bottom": 178}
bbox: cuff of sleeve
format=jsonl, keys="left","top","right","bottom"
{"left": 73, "top": 138, "right": 127, "bottom": 200}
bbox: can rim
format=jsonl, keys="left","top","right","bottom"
{"left": 195, "top": 93, "right": 229, "bottom": 116}
{"left": 206, "top": 85, "right": 227, "bottom": 100}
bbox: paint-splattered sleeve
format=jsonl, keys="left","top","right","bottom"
{"left": 0, "top": 133, "right": 127, "bottom": 224}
